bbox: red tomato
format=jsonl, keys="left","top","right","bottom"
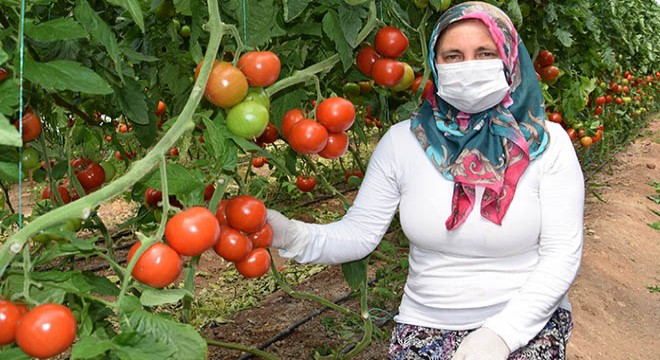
{"left": 536, "top": 49, "right": 555, "bottom": 67}
{"left": 0, "top": 68, "right": 9, "bottom": 83}
{"left": 355, "top": 45, "right": 380, "bottom": 76}
{"left": 248, "top": 222, "right": 273, "bottom": 248}
{"left": 540, "top": 66, "right": 559, "bottom": 82}
{"left": 127, "top": 241, "right": 183, "bottom": 288}
{"left": 252, "top": 156, "right": 267, "bottom": 168}
{"left": 144, "top": 187, "right": 163, "bottom": 208}
{"left": 0, "top": 299, "right": 21, "bottom": 345}
{"left": 155, "top": 100, "right": 166, "bottom": 116}
{"left": 76, "top": 162, "right": 106, "bottom": 191}
{"left": 374, "top": 26, "right": 409, "bottom": 58}
{"left": 371, "top": 59, "right": 405, "bottom": 87}
{"left": 170, "top": 147, "right": 179, "bottom": 156}
{"left": 281, "top": 108, "right": 305, "bottom": 139}
{"left": 580, "top": 136, "right": 593, "bottom": 147}
{"left": 316, "top": 97, "right": 356, "bottom": 133}
{"left": 41, "top": 185, "right": 71, "bottom": 204}
{"left": 237, "top": 51, "right": 281, "bottom": 86}
{"left": 595, "top": 96, "right": 606, "bottom": 106}
{"left": 288, "top": 119, "right": 329, "bottom": 155}
{"left": 594, "top": 106, "right": 603, "bottom": 116}
{"left": 411, "top": 76, "right": 433, "bottom": 96}
{"left": 165, "top": 207, "right": 220, "bottom": 256}
{"left": 204, "top": 183, "right": 215, "bottom": 201}
{"left": 213, "top": 226, "right": 253, "bottom": 262}
{"left": 605, "top": 95, "right": 613, "bottom": 103}
{"left": 235, "top": 248, "right": 271, "bottom": 278}
{"left": 614, "top": 97, "right": 623, "bottom": 105}
{"left": 118, "top": 124, "right": 128, "bottom": 133}
{"left": 318, "top": 131, "right": 349, "bottom": 159}
{"left": 15, "top": 111, "right": 42, "bottom": 143}
{"left": 226, "top": 195, "right": 268, "bottom": 233}
{"left": 296, "top": 175, "right": 316, "bottom": 192}
{"left": 70, "top": 158, "right": 92, "bottom": 169}
{"left": 196, "top": 60, "right": 248, "bottom": 109}
{"left": 548, "top": 112, "right": 562, "bottom": 123}
{"left": 215, "top": 199, "right": 230, "bottom": 226}
{"left": 256, "top": 122, "right": 279, "bottom": 144}
{"left": 15, "top": 303, "right": 76, "bottom": 359}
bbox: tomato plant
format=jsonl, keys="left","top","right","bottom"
{"left": 165, "top": 207, "right": 221, "bottom": 256}
{"left": 15, "top": 303, "right": 76, "bottom": 359}
{"left": 237, "top": 51, "right": 281, "bottom": 87}
{"left": 127, "top": 241, "right": 183, "bottom": 288}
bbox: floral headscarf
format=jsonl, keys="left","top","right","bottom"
{"left": 410, "top": 1, "right": 549, "bottom": 230}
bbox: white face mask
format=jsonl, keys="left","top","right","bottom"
{"left": 435, "top": 59, "right": 510, "bottom": 114}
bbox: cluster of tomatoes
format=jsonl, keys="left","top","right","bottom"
{"left": 534, "top": 49, "right": 559, "bottom": 84}
{"left": 40, "top": 158, "right": 110, "bottom": 205}
{"left": 281, "top": 96, "right": 356, "bottom": 160}
{"left": 0, "top": 300, "right": 77, "bottom": 359}
{"left": 128, "top": 195, "right": 273, "bottom": 288}
{"left": 356, "top": 26, "right": 414, "bottom": 92}
{"left": 196, "top": 50, "right": 281, "bottom": 140}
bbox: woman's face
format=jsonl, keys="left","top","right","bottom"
{"left": 435, "top": 19, "right": 500, "bottom": 64}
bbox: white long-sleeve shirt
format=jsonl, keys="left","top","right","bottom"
{"left": 279, "top": 120, "right": 584, "bottom": 352}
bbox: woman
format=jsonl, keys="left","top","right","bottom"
{"left": 267, "top": 2, "right": 584, "bottom": 359}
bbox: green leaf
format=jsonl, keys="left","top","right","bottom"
{"left": 81, "top": 271, "right": 120, "bottom": 296}
{"left": 107, "top": 0, "right": 145, "bottom": 33}
{"left": 341, "top": 258, "right": 368, "bottom": 290}
{"left": 554, "top": 28, "right": 574, "bottom": 48}
{"left": 0, "top": 161, "right": 20, "bottom": 182}
{"left": 74, "top": 0, "right": 124, "bottom": 81}
{"left": 0, "top": 47, "right": 8, "bottom": 65}
{"left": 144, "top": 163, "right": 205, "bottom": 195}
{"left": 338, "top": 5, "right": 366, "bottom": 48}
{"left": 140, "top": 288, "right": 191, "bottom": 307}
{"left": 23, "top": 58, "right": 112, "bottom": 95}
{"left": 25, "top": 18, "right": 87, "bottom": 41}
{"left": 506, "top": 0, "right": 523, "bottom": 27}
{"left": 0, "top": 347, "right": 30, "bottom": 360}
{"left": 71, "top": 335, "right": 115, "bottom": 359}
{"left": 124, "top": 306, "right": 207, "bottom": 360}
{"left": 113, "top": 331, "right": 177, "bottom": 360}
{"left": 202, "top": 116, "right": 238, "bottom": 172}
{"left": 114, "top": 77, "right": 149, "bottom": 125}
{"left": 0, "top": 114, "right": 21, "bottom": 147}
{"left": 283, "top": 0, "right": 314, "bottom": 22}
{"left": 323, "top": 10, "right": 353, "bottom": 72}
{"left": 225, "top": 0, "right": 286, "bottom": 47}
{"left": 0, "top": 79, "right": 20, "bottom": 115}
{"left": 648, "top": 222, "right": 660, "bottom": 230}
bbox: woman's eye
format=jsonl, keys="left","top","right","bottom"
{"left": 444, "top": 54, "right": 462, "bottom": 62}
{"left": 479, "top": 51, "right": 498, "bottom": 59}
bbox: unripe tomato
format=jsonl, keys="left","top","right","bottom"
{"left": 318, "top": 131, "right": 349, "bottom": 159}
{"left": 580, "top": 136, "right": 593, "bottom": 147}
{"left": 226, "top": 101, "right": 269, "bottom": 139}
{"left": 371, "top": 59, "right": 405, "bottom": 87}
{"left": 127, "top": 241, "right": 183, "bottom": 288}
{"left": 316, "top": 97, "right": 356, "bottom": 133}
{"left": 243, "top": 88, "right": 271, "bottom": 109}
{"left": 15, "top": 303, "right": 76, "bottom": 359}
{"left": 235, "top": 248, "right": 271, "bottom": 278}
{"left": 389, "top": 62, "right": 415, "bottom": 91}
{"left": 20, "top": 147, "right": 41, "bottom": 171}
{"left": 281, "top": 109, "right": 305, "bottom": 139}
{"left": 0, "top": 299, "right": 21, "bottom": 345}
{"left": 288, "top": 119, "right": 329, "bottom": 155}
{"left": 296, "top": 175, "right": 316, "bottom": 193}
{"left": 237, "top": 51, "right": 281, "bottom": 86}
{"left": 355, "top": 45, "right": 380, "bottom": 76}
{"left": 196, "top": 60, "right": 248, "bottom": 109}
{"left": 374, "top": 26, "right": 409, "bottom": 58}
{"left": 165, "top": 206, "right": 221, "bottom": 256}
{"left": 15, "top": 111, "right": 42, "bottom": 143}
{"left": 226, "top": 195, "right": 267, "bottom": 233}
{"left": 213, "top": 226, "right": 253, "bottom": 262}
{"left": 248, "top": 222, "right": 273, "bottom": 248}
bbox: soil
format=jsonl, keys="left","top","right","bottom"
{"left": 4, "top": 116, "right": 659, "bottom": 360}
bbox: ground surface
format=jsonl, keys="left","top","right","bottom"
{"left": 5, "top": 117, "right": 659, "bottom": 360}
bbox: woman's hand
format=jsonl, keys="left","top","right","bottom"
{"left": 266, "top": 209, "right": 309, "bottom": 253}
{"left": 452, "top": 327, "right": 510, "bottom": 360}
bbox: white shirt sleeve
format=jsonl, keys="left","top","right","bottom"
{"left": 483, "top": 124, "right": 585, "bottom": 351}
{"left": 279, "top": 129, "right": 401, "bottom": 264}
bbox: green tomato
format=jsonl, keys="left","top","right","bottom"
{"left": 343, "top": 82, "right": 361, "bottom": 98}
{"left": 172, "top": 19, "right": 181, "bottom": 31}
{"left": 155, "top": 0, "right": 176, "bottom": 21}
{"left": 414, "top": 0, "right": 429, "bottom": 9}
{"left": 243, "top": 88, "right": 271, "bottom": 109}
{"left": 100, "top": 161, "right": 116, "bottom": 183}
{"left": 519, "top": 3, "right": 531, "bottom": 18}
{"left": 179, "top": 25, "right": 191, "bottom": 38}
{"left": 226, "top": 101, "right": 270, "bottom": 139}
{"left": 20, "top": 147, "right": 40, "bottom": 170}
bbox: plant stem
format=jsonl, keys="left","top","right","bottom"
{"left": 206, "top": 338, "right": 280, "bottom": 360}
{"left": 302, "top": 155, "right": 351, "bottom": 209}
